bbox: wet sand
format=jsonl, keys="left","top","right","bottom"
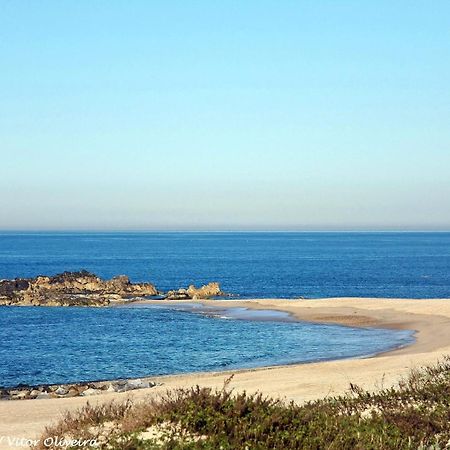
{"left": 1, "top": 297, "right": 450, "bottom": 448}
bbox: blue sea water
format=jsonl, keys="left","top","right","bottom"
{"left": 0, "top": 231, "right": 448, "bottom": 387}
{"left": 0, "top": 304, "right": 413, "bottom": 388}
{"left": 0, "top": 231, "right": 449, "bottom": 298}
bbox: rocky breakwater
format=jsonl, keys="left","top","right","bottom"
{"left": 0, "top": 270, "right": 158, "bottom": 307}
{"left": 165, "top": 282, "right": 224, "bottom": 300}
{"left": 0, "top": 378, "right": 160, "bottom": 401}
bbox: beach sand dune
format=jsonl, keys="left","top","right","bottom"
{"left": 1, "top": 297, "right": 450, "bottom": 447}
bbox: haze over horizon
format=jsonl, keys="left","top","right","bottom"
{"left": 1, "top": 1, "right": 449, "bottom": 231}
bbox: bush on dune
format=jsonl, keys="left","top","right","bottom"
{"left": 36, "top": 358, "right": 450, "bottom": 450}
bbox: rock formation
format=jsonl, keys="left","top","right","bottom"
{"left": 0, "top": 270, "right": 158, "bottom": 307}
{"left": 165, "top": 282, "right": 223, "bottom": 300}
{"left": 0, "top": 270, "right": 227, "bottom": 306}
{"left": 0, "top": 377, "right": 160, "bottom": 401}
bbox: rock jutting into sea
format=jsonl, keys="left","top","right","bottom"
{"left": 0, "top": 270, "right": 158, "bottom": 307}
{"left": 0, "top": 271, "right": 226, "bottom": 306}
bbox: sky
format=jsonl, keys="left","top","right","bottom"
{"left": 0, "top": 1, "right": 449, "bottom": 231}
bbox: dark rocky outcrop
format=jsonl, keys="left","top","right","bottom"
{"left": 165, "top": 282, "right": 224, "bottom": 300}
{"left": 0, "top": 270, "right": 158, "bottom": 307}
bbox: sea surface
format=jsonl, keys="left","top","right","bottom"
{"left": 0, "top": 304, "right": 414, "bottom": 388}
{"left": 0, "top": 231, "right": 448, "bottom": 388}
{"left": 1, "top": 231, "right": 449, "bottom": 298}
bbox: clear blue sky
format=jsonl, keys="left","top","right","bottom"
{"left": 1, "top": 1, "right": 449, "bottom": 230}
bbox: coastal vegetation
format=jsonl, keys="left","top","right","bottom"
{"left": 37, "top": 358, "right": 450, "bottom": 449}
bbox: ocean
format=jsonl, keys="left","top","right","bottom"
{"left": 0, "top": 304, "right": 413, "bottom": 388}
{"left": 0, "top": 231, "right": 448, "bottom": 387}
{"left": 1, "top": 231, "right": 449, "bottom": 298}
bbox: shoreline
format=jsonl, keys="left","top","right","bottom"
{"left": 129, "top": 299, "right": 417, "bottom": 358}
{"left": 1, "top": 297, "right": 450, "bottom": 445}
{"left": 0, "top": 301, "right": 414, "bottom": 396}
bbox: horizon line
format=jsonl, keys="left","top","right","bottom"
{"left": 1, "top": 228, "right": 450, "bottom": 234}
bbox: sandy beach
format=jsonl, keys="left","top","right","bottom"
{"left": 1, "top": 297, "right": 450, "bottom": 447}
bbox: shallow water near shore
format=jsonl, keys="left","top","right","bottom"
{"left": 0, "top": 304, "right": 414, "bottom": 388}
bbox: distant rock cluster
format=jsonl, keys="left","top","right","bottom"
{"left": 165, "top": 282, "right": 224, "bottom": 300}
{"left": 0, "top": 270, "right": 226, "bottom": 306}
{"left": 0, "top": 378, "right": 159, "bottom": 401}
{"left": 0, "top": 270, "right": 158, "bottom": 306}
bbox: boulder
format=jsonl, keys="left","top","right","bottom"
{"left": 81, "top": 388, "right": 102, "bottom": 396}
{"left": 106, "top": 384, "right": 117, "bottom": 393}
{"left": 187, "top": 282, "right": 223, "bottom": 299}
{"left": 66, "top": 388, "right": 80, "bottom": 397}
{"left": 105, "top": 275, "right": 157, "bottom": 296}
{"left": 11, "top": 390, "right": 29, "bottom": 400}
{"left": 35, "top": 392, "right": 50, "bottom": 399}
{"left": 165, "top": 282, "right": 224, "bottom": 300}
{"left": 126, "top": 379, "right": 150, "bottom": 390}
{"left": 29, "top": 389, "right": 41, "bottom": 398}
{"left": 54, "top": 386, "right": 68, "bottom": 396}
{"left": 165, "top": 289, "right": 191, "bottom": 300}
